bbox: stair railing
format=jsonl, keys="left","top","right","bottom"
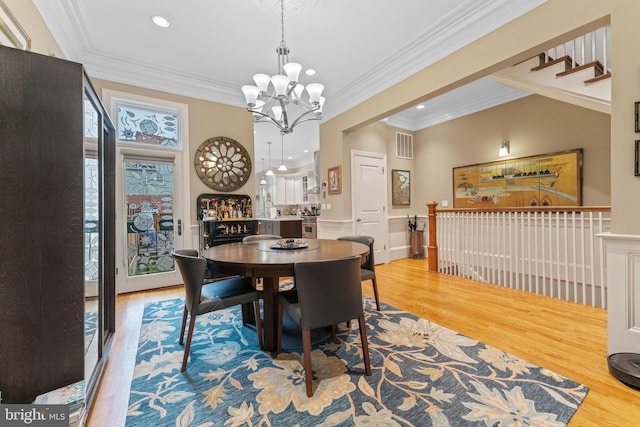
{"left": 545, "top": 26, "right": 610, "bottom": 73}
{"left": 426, "top": 202, "right": 611, "bottom": 309}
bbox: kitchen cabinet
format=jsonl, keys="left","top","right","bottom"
{"left": 272, "top": 173, "right": 309, "bottom": 205}
{"left": 258, "top": 219, "right": 302, "bottom": 238}
{"left": 0, "top": 46, "right": 116, "bottom": 406}
{"left": 274, "top": 176, "right": 286, "bottom": 205}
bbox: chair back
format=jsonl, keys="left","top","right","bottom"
{"left": 243, "top": 234, "right": 282, "bottom": 243}
{"left": 337, "top": 235, "right": 375, "bottom": 271}
{"left": 171, "top": 250, "right": 207, "bottom": 314}
{"left": 293, "top": 255, "right": 363, "bottom": 329}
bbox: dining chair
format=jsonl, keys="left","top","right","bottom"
{"left": 171, "top": 250, "right": 263, "bottom": 371}
{"left": 277, "top": 255, "right": 372, "bottom": 397}
{"left": 337, "top": 235, "right": 380, "bottom": 310}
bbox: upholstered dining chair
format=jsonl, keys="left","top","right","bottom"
{"left": 277, "top": 255, "right": 372, "bottom": 397}
{"left": 171, "top": 250, "right": 263, "bottom": 371}
{"left": 337, "top": 235, "right": 380, "bottom": 310}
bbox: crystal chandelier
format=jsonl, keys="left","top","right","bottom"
{"left": 241, "top": 0, "right": 325, "bottom": 135}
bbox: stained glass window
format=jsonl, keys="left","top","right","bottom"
{"left": 124, "top": 160, "right": 175, "bottom": 276}
{"left": 115, "top": 103, "right": 179, "bottom": 148}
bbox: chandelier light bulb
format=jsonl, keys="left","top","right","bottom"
{"left": 253, "top": 74, "right": 271, "bottom": 93}
{"left": 271, "top": 75, "right": 289, "bottom": 96}
{"left": 283, "top": 62, "right": 302, "bottom": 83}
{"left": 241, "top": 85, "right": 260, "bottom": 106}
{"left": 306, "top": 83, "right": 324, "bottom": 104}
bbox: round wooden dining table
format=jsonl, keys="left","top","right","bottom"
{"left": 202, "top": 238, "right": 369, "bottom": 351}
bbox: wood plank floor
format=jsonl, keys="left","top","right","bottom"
{"left": 86, "top": 258, "right": 640, "bottom": 426}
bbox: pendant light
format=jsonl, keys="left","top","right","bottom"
{"left": 259, "top": 158, "right": 267, "bottom": 185}
{"left": 266, "top": 141, "right": 274, "bottom": 176}
{"left": 278, "top": 134, "right": 288, "bottom": 171}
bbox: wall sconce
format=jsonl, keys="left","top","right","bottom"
{"left": 498, "top": 140, "right": 510, "bottom": 157}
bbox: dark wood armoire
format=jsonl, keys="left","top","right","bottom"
{"left": 0, "top": 45, "right": 115, "bottom": 406}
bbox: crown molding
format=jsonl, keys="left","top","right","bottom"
{"left": 34, "top": 0, "right": 546, "bottom": 120}
{"left": 325, "top": 0, "right": 547, "bottom": 120}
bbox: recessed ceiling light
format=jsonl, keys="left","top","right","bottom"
{"left": 416, "top": 104, "right": 425, "bottom": 110}
{"left": 303, "top": 149, "right": 308, "bottom": 153}
{"left": 305, "top": 69, "right": 316, "bottom": 76}
{"left": 152, "top": 15, "right": 170, "bottom": 28}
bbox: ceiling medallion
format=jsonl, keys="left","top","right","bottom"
{"left": 194, "top": 137, "right": 252, "bottom": 192}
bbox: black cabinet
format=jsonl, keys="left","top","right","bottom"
{"left": 200, "top": 219, "right": 257, "bottom": 249}
{"left": 0, "top": 46, "right": 115, "bottom": 406}
{"left": 197, "top": 193, "right": 257, "bottom": 250}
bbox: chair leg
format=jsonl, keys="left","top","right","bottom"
{"left": 179, "top": 307, "right": 188, "bottom": 345}
{"left": 277, "top": 304, "right": 283, "bottom": 353}
{"left": 331, "top": 324, "right": 337, "bottom": 338}
{"left": 241, "top": 302, "right": 255, "bottom": 326}
{"left": 182, "top": 313, "right": 197, "bottom": 372}
{"left": 302, "top": 329, "right": 314, "bottom": 397}
{"left": 253, "top": 300, "right": 263, "bottom": 350}
{"left": 371, "top": 277, "right": 380, "bottom": 311}
{"left": 358, "top": 316, "right": 372, "bottom": 376}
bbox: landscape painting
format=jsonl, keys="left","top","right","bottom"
{"left": 453, "top": 149, "right": 582, "bottom": 208}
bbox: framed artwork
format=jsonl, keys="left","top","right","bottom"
{"left": 0, "top": 1, "right": 31, "bottom": 51}
{"left": 452, "top": 149, "right": 583, "bottom": 208}
{"left": 328, "top": 165, "right": 341, "bottom": 194}
{"left": 392, "top": 169, "right": 411, "bottom": 205}
{"left": 636, "top": 102, "right": 640, "bottom": 133}
{"left": 635, "top": 141, "right": 640, "bottom": 176}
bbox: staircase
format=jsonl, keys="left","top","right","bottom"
{"left": 492, "top": 26, "right": 611, "bottom": 114}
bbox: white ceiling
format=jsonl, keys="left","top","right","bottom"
{"left": 34, "top": 0, "right": 545, "bottom": 167}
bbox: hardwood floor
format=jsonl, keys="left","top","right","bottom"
{"left": 86, "top": 258, "right": 640, "bottom": 426}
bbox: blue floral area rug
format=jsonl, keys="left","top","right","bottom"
{"left": 125, "top": 298, "right": 588, "bottom": 426}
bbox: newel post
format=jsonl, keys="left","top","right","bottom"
{"left": 426, "top": 201, "right": 438, "bottom": 271}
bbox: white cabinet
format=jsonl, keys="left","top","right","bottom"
{"left": 294, "top": 175, "right": 304, "bottom": 203}
{"left": 274, "top": 176, "right": 286, "bottom": 205}
{"left": 285, "top": 177, "right": 295, "bottom": 204}
{"left": 273, "top": 172, "right": 309, "bottom": 205}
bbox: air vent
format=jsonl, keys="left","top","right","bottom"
{"left": 395, "top": 132, "right": 413, "bottom": 159}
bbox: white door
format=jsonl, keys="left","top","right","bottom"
{"left": 352, "top": 151, "right": 389, "bottom": 264}
{"left": 103, "top": 89, "right": 189, "bottom": 293}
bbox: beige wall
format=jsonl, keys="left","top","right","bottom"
{"left": 415, "top": 95, "right": 611, "bottom": 210}
{"left": 335, "top": 95, "right": 610, "bottom": 216}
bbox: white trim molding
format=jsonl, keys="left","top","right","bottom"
{"left": 599, "top": 232, "right": 640, "bottom": 355}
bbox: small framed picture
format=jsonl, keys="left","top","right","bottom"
{"left": 634, "top": 140, "right": 640, "bottom": 176}
{"left": 636, "top": 102, "right": 640, "bottom": 133}
{"left": 392, "top": 169, "right": 411, "bottom": 205}
{"left": 327, "top": 166, "right": 341, "bottom": 195}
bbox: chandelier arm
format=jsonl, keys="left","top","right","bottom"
{"left": 287, "top": 107, "right": 321, "bottom": 130}
{"left": 276, "top": 96, "right": 290, "bottom": 130}
{"left": 247, "top": 108, "right": 286, "bottom": 131}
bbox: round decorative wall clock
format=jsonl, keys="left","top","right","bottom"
{"left": 194, "top": 136, "right": 252, "bottom": 191}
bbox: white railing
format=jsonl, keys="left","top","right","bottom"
{"left": 545, "top": 26, "right": 611, "bottom": 73}
{"left": 434, "top": 207, "right": 611, "bottom": 308}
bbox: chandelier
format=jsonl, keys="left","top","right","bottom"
{"left": 241, "top": 0, "right": 325, "bottom": 135}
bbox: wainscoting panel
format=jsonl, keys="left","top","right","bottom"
{"left": 601, "top": 232, "right": 640, "bottom": 354}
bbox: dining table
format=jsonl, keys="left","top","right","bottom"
{"left": 202, "top": 238, "right": 370, "bottom": 351}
